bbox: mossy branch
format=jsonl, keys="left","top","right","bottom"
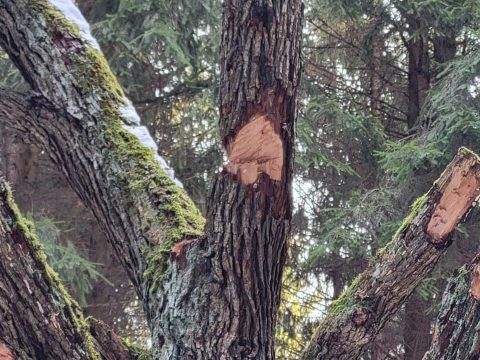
{"left": 302, "top": 148, "right": 480, "bottom": 360}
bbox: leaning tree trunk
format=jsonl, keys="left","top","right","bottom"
{"left": 422, "top": 259, "right": 480, "bottom": 360}
{"left": 302, "top": 148, "right": 480, "bottom": 359}
{"left": 0, "top": 0, "right": 303, "bottom": 358}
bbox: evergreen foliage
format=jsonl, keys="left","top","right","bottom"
{"left": 28, "top": 214, "right": 112, "bottom": 307}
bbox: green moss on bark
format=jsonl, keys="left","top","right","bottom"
{"left": 392, "top": 194, "right": 427, "bottom": 241}
{"left": 32, "top": 0, "right": 206, "bottom": 303}
{"left": 121, "top": 338, "right": 152, "bottom": 360}
{"left": 31, "top": 0, "right": 83, "bottom": 38}
{"left": 4, "top": 185, "right": 100, "bottom": 359}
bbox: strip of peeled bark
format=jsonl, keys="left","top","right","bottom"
{"left": 0, "top": 181, "right": 135, "bottom": 359}
{"left": 423, "top": 258, "right": 480, "bottom": 360}
{"left": 302, "top": 147, "right": 480, "bottom": 360}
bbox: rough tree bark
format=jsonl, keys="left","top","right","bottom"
{"left": 0, "top": 181, "right": 134, "bottom": 359}
{"left": 302, "top": 148, "right": 480, "bottom": 360}
{"left": 0, "top": 0, "right": 303, "bottom": 358}
{"left": 423, "top": 257, "right": 480, "bottom": 360}
{"left": 0, "top": 1, "right": 477, "bottom": 359}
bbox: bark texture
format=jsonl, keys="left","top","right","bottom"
{"left": 423, "top": 260, "right": 480, "bottom": 360}
{"left": 0, "top": 0, "right": 303, "bottom": 358}
{"left": 302, "top": 148, "right": 480, "bottom": 360}
{"left": 0, "top": 181, "right": 132, "bottom": 359}
{"left": 0, "top": 1, "right": 204, "bottom": 356}
{"left": 154, "top": 1, "right": 303, "bottom": 358}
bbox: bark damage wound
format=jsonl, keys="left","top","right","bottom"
{"left": 427, "top": 156, "right": 480, "bottom": 243}
{"left": 171, "top": 239, "right": 197, "bottom": 269}
{"left": 0, "top": 343, "right": 14, "bottom": 360}
{"left": 225, "top": 113, "right": 284, "bottom": 185}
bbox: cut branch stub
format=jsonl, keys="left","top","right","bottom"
{"left": 427, "top": 153, "right": 480, "bottom": 243}
{"left": 301, "top": 147, "right": 480, "bottom": 360}
{"left": 225, "top": 113, "right": 284, "bottom": 184}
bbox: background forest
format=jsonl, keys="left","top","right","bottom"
{"left": 1, "top": 0, "right": 480, "bottom": 359}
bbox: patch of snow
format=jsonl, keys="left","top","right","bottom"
{"left": 48, "top": 0, "right": 101, "bottom": 50}
{"left": 118, "top": 98, "right": 141, "bottom": 125}
{"left": 50, "top": 0, "right": 183, "bottom": 187}
{"left": 121, "top": 116, "right": 183, "bottom": 188}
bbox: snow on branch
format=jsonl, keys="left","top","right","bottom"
{"left": 49, "top": 0, "right": 183, "bottom": 187}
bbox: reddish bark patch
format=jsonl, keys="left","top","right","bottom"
{"left": 427, "top": 158, "right": 480, "bottom": 243}
{"left": 0, "top": 343, "right": 14, "bottom": 360}
{"left": 471, "top": 264, "right": 480, "bottom": 301}
{"left": 225, "top": 113, "right": 283, "bottom": 185}
{"left": 171, "top": 239, "right": 197, "bottom": 269}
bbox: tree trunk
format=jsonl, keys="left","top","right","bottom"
{"left": 423, "top": 259, "right": 480, "bottom": 360}
{"left": 302, "top": 148, "right": 480, "bottom": 360}
{"left": 406, "top": 15, "right": 430, "bottom": 128}
{"left": 157, "top": 1, "right": 303, "bottom": 357}
{"left": 369, "top": 16, "right": 383, "bottom": 119}
{"left": 0, "top": 0, "right": 303, "bottom": 358}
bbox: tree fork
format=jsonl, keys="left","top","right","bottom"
{"left": 302, "top": 147, "right": 480, "bottom": 360}
{"left": 0, "top": 0, "right": 303, "bottom": 358}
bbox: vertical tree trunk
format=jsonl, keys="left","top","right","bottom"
{"left": 369, "top": 17, "right": 383, "bottom": 119}
{"left": 157, "top": 1, "right": 303, "bottom": 358}
{"left": 404, "top": 292, "right": 432, "bottom": 360}
{"left": 406, "top": 15, "right": 430, "bottom": 128}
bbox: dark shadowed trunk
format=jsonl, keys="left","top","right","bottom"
{"left": 404, "top": 292, "right": 432, "bottom": 360}
{"left": 406, "top": 15, "right": 430, "bottom": 128}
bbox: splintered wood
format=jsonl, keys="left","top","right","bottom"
{"left": 226, "top": 114, "right": 283, "bottom": 185}
{"left": 427, "top": 152, "right": 480, "bottom": 244}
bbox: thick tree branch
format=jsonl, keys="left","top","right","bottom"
{"left": 0, "top": 2, "right": 205, "bottom": 351}
{"left": 0, "top": 89, "right": 35, "bottom": 135}
{"left": 302, "top": 148, "right": 480, "bottom": 359}
{"left": 0, "top": 180, "right": 135, "bottom": 359}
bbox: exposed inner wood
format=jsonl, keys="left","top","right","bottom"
{"left": 171, "top": 239, "right": 197, "bottom": 269}
{"left": 427, "top": 158, "right": 480, "bottom": 243}
{"left": 0, "top": 343, "right": 14, "bottom": 360}
{"left": 470, "top": 264, "right": 480, "bottom": 300}
{"left": 225, "top": 113, "right": 283, "bottom": 185}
